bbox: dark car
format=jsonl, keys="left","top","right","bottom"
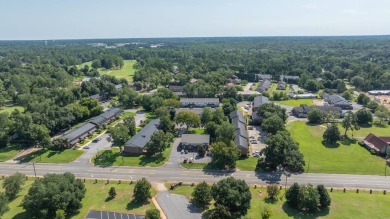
{"left": 92, "top": 137, "right": 101, "bottom": 143}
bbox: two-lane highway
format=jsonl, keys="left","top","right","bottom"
{"left": 0, "top": 162, "right": 389, "bottom": 190}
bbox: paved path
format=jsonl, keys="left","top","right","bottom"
{"left": 124, "top": 109, "right": 146, "bottom": 127}
{"left": 73, "top": 133, "right": 112, "bottom": 166}
{"left": 157, "top": 191, "right": 202, "bottom": 219}
{"left": 164, "top": 138, "right": 182, "bottom": 169}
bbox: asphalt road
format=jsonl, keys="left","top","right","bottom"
{"left": 0, "top": 162, "right": 389, "bottom": 190}
{"left": 74, "top": 133, "right": 112, "bottom": 166}
{"left": 157, "top": 191, "right": 202, "bottom": 219}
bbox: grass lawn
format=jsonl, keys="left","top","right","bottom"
{"left": 94, "top": 145, "right": 172, "bottom": 167}
{"left": 0, "top": 179, "right": 157, "bottom": 219}
{"left": 236, "top": 157, "right": 258, "bottom": 171}
{"left": 0, "top": 105, "right": 24, "bottom": 114}
{"left": 275, "top": 98, "right": 315, "bottom": 107}
{"left": 288, "top": 121, "right": 385, "bottom": 175}
{"left": 19, "top": 149, "right": 84, "bottom": 163}
{"left": 167, "top": 183, "right": 390, "bottom": 218}
{"left": 75, "top": 60, "right": 136, "bottom": 81}
{"left": 339, "top": 120, "right": 390, "bottom": 137}
{"left": 187, "top": 128, "right": 206, "bottom": 134}
{"left": 0, "top": 146, "right": 23, "bottom": 162}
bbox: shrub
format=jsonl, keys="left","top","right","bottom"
{"left": 267, "top": 184, "right": 280, "bottom": 200}
{"left": 317, "top": 185, "right": 331, "bottom": 209}
{"left": 145, "top": 209, "right": 160, "bottom": 219}
{"left": 262, "top": 205, "right": 273, "bottom": 219}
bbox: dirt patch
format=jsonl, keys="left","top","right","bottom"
{"left": 313, "top": 99, "right": 325, "bottom": 106}
{"left": 365, "top": 93, "right": 390, "bottom": 110}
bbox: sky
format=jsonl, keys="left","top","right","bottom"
{"left": 0, "top": 0, "right": 389, "bottom": 40}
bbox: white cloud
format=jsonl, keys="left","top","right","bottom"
{"left": 341, "top": 8, "right": 360, "bottom": 15}
{"left": 304, "top": 3, "right": 318, "bottom": 10}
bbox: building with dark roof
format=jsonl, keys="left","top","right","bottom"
{"left": 364, "top": 133, "right": 390, "bottom": 154}
{"left": 63, "top": 123, "right": 97, "bottom": 148}
{"left": 89, "top": 108, "right": 123, "bottom": 127}
{"left": 291, "top": 105, "right": 342, "bottom": 118}
{"left": 256, "top": 74, "right": 272, "bottom": 80}
{"left": 256, "top": 79, "right": 271, "bottom": 92}
{"left": 277, "top": 81, "right": 287, "bottom": 90}
{"left": 180, "top": 98, "right": 220, "bottom": 108}
{"left": 323, "top": 93, "right": 353, "bottom": 110}
{"left": 230, "top": 110, "right": 248, "bottom": 156}
{"left": 253, "top": 96, "right": 270, "bottom": 112}
{"left": 180, "top": 134, "right": 210, "bottom": 151}
{"left": 123, "top": 119, "right": 160, "bottom": 154}
{"left": 169, "top": 85, "right": 185, "bottom": 96}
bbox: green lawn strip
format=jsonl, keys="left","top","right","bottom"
{"left": 338, "top": 120, "right": 390, "bottom": 137}
{"left": 18, "top": 149, "right": 84, "bottom": 163}
{"left": 0, "top": 179, "right": 157, "bottom": 219}
{"left": 0, "top": 105, "right": 24, "bottom": 114}
{"left": 94, "top": 145, "right": 172, "bottom": 167}
{"left": 145, "top": 112, "right": 157, "bottom": 120}
{"left": 166, "top": 183, "right": 390, "bottom": 219}
{"left": 0, "top": 146, "right": 23, "bottom": 162}
{"left": 236, "top": 157, "right": 258, "bottom": 171}
{"left": 74, "top": 60, "right": 136, "bottom": 81}
{"left": 187, "top": 128, "right": 206, "bottom": 134}
{"left": 288, "top": 121, "right": 385, "bottom": 175}
{"left": 275, "top": 98, "right": 314, "bottom": 107}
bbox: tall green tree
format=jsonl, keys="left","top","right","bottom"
{"left": 2, "top": 172, "right": 26, "bottom": 200}
{"left": 211, "top": 177, "right": 251, "bottom": 216}
{"left": 123, "top": 116, "right": 136, "bottom": 136}
{"left": 192, "top": 181, "right": 212, "bottom": 209}
{"left": 307, "top": 108, "right": 324, "bottom": 124}
{"left": 375, "top": 106, "right": 390, "bottom": 125}
{"left": 109, "top": 124, "right": 129, "bottom": 151}
{"left": 355, "top": 108, "right": 373, "bottom": 125}
{"left": 262, "top": 115, "right": 285, "bottom": 135}
{"left": 133, "top": 178, "right": 151, "bottom": 203}
{"left": 145, "top": 209, "right": 160, "bottom": 219}
{"left": 342, "top": 111, "right": 360, "bottom": 137}
{"left": 146, "top": 131, "right": 169, "bottom": 156}
{"left": 175, "top": 111, "right": 200, "bottom": 130}
{"left": 317, "top": 185, "right": 331, "bottom": 209}
{"left": 201, "top": 107, "right": 214, "bottom": 126}
{"left": 210, "top": 141, "right": 240, "bottom": 169}
{"left": 0, "top": 192, "right": 9, "bottom": 217}
{"left": 323, "top": 124, "right": 341, "bottom": 144}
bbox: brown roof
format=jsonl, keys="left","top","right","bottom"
{"left": 364, "top": 133, "right": 389, "bottom": 152}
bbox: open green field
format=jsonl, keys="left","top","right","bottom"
{"left": 94, "top": 145, "right": 172, "bottom": 167}
{"left": 0, "top": 146, "right": 22, "bottom": 162}
{"left": 0, "top": 105, "right": 24, "bottom": 114}
{"left": 339, "top": 120, "right": 390, "bottom": 137}
{"left": 267, "top": 83, "right": 291, "bottom": 94}
{"left": 276, "top": 98, "right": 314, "bottom": 107}
{"left": 19, "top": 149, "right": 84, "bottom": 163}
{"left": 75, "top": 60, "right": 136, "bottom": 81}
{"left": 0, "top": 179, "right": 157, "bottom": 219}
{"left": 167, "top": 183, "right": 390, "bottom": 219}
{"left": 287, "top": 121, "right": 385, "bottom": 175}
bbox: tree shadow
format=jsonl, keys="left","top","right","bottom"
{"left": 11, "top": 211, "right": 30, "bottom": 219}
{"left": 254, "top": 170, "right": 282, "bottom": 184}
{"left": 126, "top": 199, "right": 148, "bottom": 211}
{"left": 340, "top": 137, "right": 356, "bottom": 146}
{"left": 282, "top": 203, "right": 330, "bottom": 219}
{"left": 264, "top": 197, "right": 279, "bottom": 204}
{"left": 321, "top": 140, "right": 340, "bottom": 148}
{"left": 139, "top": 153, "right": 165, "bottom": 166}
{"left": 94, "top": 150, "right": 118, "bottom": 167}
{"left": 17, "top": 150, "right": 44, "bottom": 163}
{"left": 105, "top": 196, "right": 114, "bottom": 202}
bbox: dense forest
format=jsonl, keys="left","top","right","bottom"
{"left": 0, "top": 36, "right": 390, "bottom": 148}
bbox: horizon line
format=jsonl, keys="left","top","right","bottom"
{"left": 1, "top": 34, "right": 390, "bottom": 42}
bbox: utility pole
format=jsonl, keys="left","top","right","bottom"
{"left": 32, "top": 162, "right": 37, "bottom": 178}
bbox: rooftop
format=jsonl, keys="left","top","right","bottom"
{"left": 124, "top": 119, "right": 160, "bottom": 149}
{"left": 63, "top": 123, "right": 96, "bottom": 141}
{"left": 253, "top": 96, "right": 270, "bottom": 109}
{"left": 181, "top": 134, "right": 210, "bottom": 144}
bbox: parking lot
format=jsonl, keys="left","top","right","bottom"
{"left": 247, "top": 125, "right": 267, "bottom": 157}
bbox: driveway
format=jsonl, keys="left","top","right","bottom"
{"left": 156, "top": 191, "right": 203, "bottom": 219}
{"left": 247, "top": 126, "right": 267, "bottom": 156}
{"left": 124, "top": 109, "right": 146, "bottom": 127}
{"left": 72, "top": 133, "right": 112, "bottom": 166}
{"left": 242, "top": 82, "right": 254, "bottom": 92}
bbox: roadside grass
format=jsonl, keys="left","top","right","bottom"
{"left": 18, "top": 149, "right": 84, "bottom": 163}
{"left": 287, "top": 121, "right": 385, "bottom": 175}
{"left": 275, "top": 99, "right": 314, "bottom": 107}
{"left": 0, "top": 145, "right": 23, "bottom": 162}
{"left": 338, "top": 120, "right": 390, "bottom": 137}
{"left": 75, "top": 60, "right": 136, "bottom": 81}
{"left": 236, "top": 157, "right": 258, "bottom": 171}
{"left": 94, "top": 145, "right": 172, "bottom": 167}
{"left": 166, "top": 183, "right": 390, "bottom": 219}
{"left": 0, "top": 105, "right": 24, "bottom": 114}
{"left": 187, "top": 128, "right": 206, "bottom": 134}
{"left": 0, "top": 179, "right": 157, "bottom": 219}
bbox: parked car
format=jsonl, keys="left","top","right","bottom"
{"left": 248, "top": 126, "right": 254, "bottom": 130}
{"left": 189, "top": 158, "right": 194, "bottom": 163}
{"left": 92, "top": 138, "right": 101, "bottom": 143}
{"left": 185, "top": 150, "right": 188, "bottom": 154}
{"left": 250, "top": 140, "right": 257, "bottom": 144}
{"left": 181, "top": 150, "right": 185, "bottom": 154}
{"left": 253, "top": 153, "right": 260, "bottom": 157}
{"left": 249, "top": 136, "right": 255, "bottom": 139}
{"left": 83, "top": 146, "right": 90, "bottom": 149}
{"left": 183, "top": 158, "right": 188, "bottom": 163}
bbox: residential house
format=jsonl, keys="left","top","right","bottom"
{"left": 237, "top": 90, "right": 261, "bottom": 99}
{"left": 288, "top": 92, "right": 317, "bottom": 99}
{"left": 62, "top": 123, "right": 97, "bottom": 148}
{"left": 228, "top": 75, "right": 241, "bottom": 84}
{"left": 368, "top": 90, "right": 390, "bottom": 95}
{"left": 255, "top": 74, "right": 272, "bottom": 81}
{"left": 230, "top": 110, "right": 248, "bottom": 156}
{"left": 364, "top": 133, "right": 390, "bottom": 154}
{"left": 277, "top": 81, "right": 287, "bottom": 90}
{"left": 123, "top": 119, "right": 160, "bottom": 154}
{"left": 291, "top": 105, "right": 342, "bottom": 118}
{"left": 189, "top": 78, "right": 198, "bottom": 84}
{"left": 114, "top": 84, "right": 122, "bottom": 89}
{"left": 323, "top": 93, "right": 353, "bottom": 110}
{"left": 169, "top": 85, "right": 184, "bottom": 96}
{"left": 256, "top": 79, "right": 271, "bottom": 92}
{"left": 175, "top": 108, "right": 215, "bottom": 116}
{"left": 290, "top": 84, "right": 301, "bottom": 93}
{"left": 180, "top": 134, "right": 210, "bottom": 151}
{"left": 180, "top": 98, "right": 220, "bottom": 108}
{"left": 280, "top": 75, "right": 299, "bottom": 82}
